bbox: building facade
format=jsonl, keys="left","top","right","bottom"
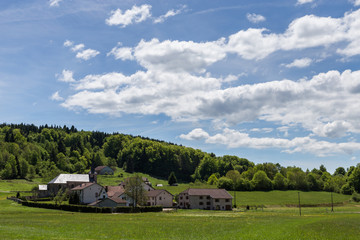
{"left": 178, "top": 188, "right": 233, "bottom": 210}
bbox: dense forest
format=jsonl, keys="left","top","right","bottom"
{"left": 0, "top": 123, "right": 359, "bottom": 195}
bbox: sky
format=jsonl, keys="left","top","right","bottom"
{"left": 1, "top": 0, "right": 360, "bottom": 173}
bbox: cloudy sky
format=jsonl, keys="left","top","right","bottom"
{"left": 1, "top": 0, "right": 360, "bottom": 173}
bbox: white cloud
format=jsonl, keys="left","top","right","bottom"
{"left": 181, "top": 128, "right": 360, "bottom": 157}
{"left": 154, "top": 5, "right": 186, "bottom": 24}
{"left": 228, "top": 9, "right": 360, "bottom": 59}
{"left": 58, "top": 69, "right": 75, "bottom": 83}
{"left": 49, "top": 0, "right": 63, "bottom": 7}
{"left": 63, "top": 40, "right": 73, "bottom": 47}
{"left": 76, "top": 49, "right": 100, "bottom": 60}
{"left": 71, "top": 44, "right": 85, "bottom": 52}
{"left": 50, "top": 91, "right": 64, "bottom": 101}
{"left": 351, "top": 0, "right": 360, "bottom": 6}
{"left": 107, "top": 44, "right": 134, "bottom": 61}
{"left": 313, "top": 121, "right": 351, "bottom": 138}
{"left": 106, "top": 4, "right": 152, "bottom": 27}
{"left": 134, "top": 38, "right": 226, "bottom": 73}
{"left": 284, "top": 58, "right": 312, "bottom": 68}
{"left": 180, "top": 128, "right": 210, "bottom": 140}
{"left": 296, "top": 0, "right": 314, "bottom": 5}
{"left": 64, "top": 40, "right": 100, "bottom": 60}
{"left": 246, "top": 13, "right": 266, "bottom": 23}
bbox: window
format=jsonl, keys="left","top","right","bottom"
{"left": 186, "top": 196, "right": 188, "bottom": 199}
{"left": 207, "top": 202, "right": 210, "bottom": 205}
{"left": 180, "top": 197, "right": 183, "bottom": 200}
{"left": 215, "top": 199, "right": 219, "bottom": 202}
{"left": 199, "top": 196, "right": 203, "bottom": 199}
{"left": 225, "top": 199, "right": 230, "bottom": 202}
{"left": 95, "top": 192, "right": 98, "bottom": 198}
{"left": 159, "top": 197, "right": 162, "bottom": 200}
{"left": 206, "top": 196, "right": 210, "bottom": 200}
{"left": 199, "top": 202, "right": 203, "bottom": 205}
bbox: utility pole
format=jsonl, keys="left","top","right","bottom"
{"left": 331, "top": 192, "right": 334, "bottom": 212}
{"left": 298, "top": 192, "right": 301, "bottom": 216}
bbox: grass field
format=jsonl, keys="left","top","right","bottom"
{"left": 1, "top": 196, "right": 360, "bottom": 240}
{"left": 0, "top": 178, "right": 358, "bottom": 240}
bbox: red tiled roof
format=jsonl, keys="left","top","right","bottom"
{"left": 71, "top": 182, "right": 96, "bottom": 191}
{"left": 106, "top": 186, "right": 125, "bottom": 198}
{"left": 181, "top": 188, "right": 233, "bottom": 199}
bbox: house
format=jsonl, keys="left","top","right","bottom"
{"left": 89, "top": 196, "right": 127, "bottom": 208}
{"left": 105, "top": 185, "right": 133, "bottom": 207}
{"left": 119, "top": 177, "right": 154, "bottom": 191}
{"left": 71, "top": 182, "right": 107, "bottom": 204}
{"left": 38, "top": 185, "right": 48, "bottom": 198}
{"left": 178, "top": 188, "right": 233, "bottom": 210}
{"left": 94, "top": 166, "right": 114, "bottom": 175}
{"left": 47, "top": 174, "right": 90, "bottom": 195}
{"left": 147, "top": 189, "right": 173, "bottom": 208}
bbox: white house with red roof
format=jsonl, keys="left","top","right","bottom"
{"left": 71, "top": 182, "right": 107, "bottom": 204}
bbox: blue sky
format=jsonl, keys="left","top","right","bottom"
{"left": 1, "top": 0, "right": 360, "bottom": 173}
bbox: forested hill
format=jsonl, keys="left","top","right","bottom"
{"left": 0, "top": 123, "right": 252, "bottom": 182}
{"left": 0, "top": 123, "right": 359, "bottom": 195}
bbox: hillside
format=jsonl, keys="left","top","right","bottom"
{"left": 0, "top": 123, "right": 359, "bottom": 195}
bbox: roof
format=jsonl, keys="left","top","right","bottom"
{"left": 147, "top": 189, "right": 173, "bottom": 197}
{"left": 106, "top": 186, "right": 125, "bottom": 198}
{"left": 110, "top": 196, "right": 127, "bottom": 204}
{"left": 95, "top": 166, "right": 108, "bottom": 171}
{"left": 181, "top": 188, "right": 233, "bottom": 199}
{"left": 38, "top": 185, "right": 47, "bottom": 191}
{"left": 48, "top": 174, "right": 90, "bottom": 184}
{"left": 88, "top": 196, "right": 127, "bottom": 206}
{"left": 71, "top": 182, "right": 96, "bottom": 191}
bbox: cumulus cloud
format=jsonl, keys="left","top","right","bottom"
{"left": 75, "top": 49, "right": 100, "bottom": 60}
{"left": 107, "top": 43, "right": 134, "bottom": 61}
{"left": 50, "top": 91, "right": 64, "bottom": 101}
{"left": 296, "top": 0, "right": 314, "bottom": 5}
{"left": 106, "top": 4, "right": 151, "bottom": 27}
{"left": 284, "top": 58, "right": 312, "bottom": 68}
{"left": 133, "top": 38, "right": 226, "bottom": 73}
{"left": 246, "top": 13, "right": 266, "bottom": 23}
{"left": 49, "top": 0, "right": 63, "bottom": 7}
{"left": 154, "top": 5, "right": 187, "bottom": 23}
{"left": 64, "top": 40, "right": 100, "bottom": 61}
{"left": 181, "top": 128, "right": 360, "bottom": 157}
{"left": 228, "top": 9, "right": 360, "bottom": 59}
{"left": 58, "top": 69, "right": 75, "bottom": 83}
{"left": 351, "top": 0, "right": 360, "bottom": 6}
{"left": 180, "top": 128, "right": 210, "bottom": 140}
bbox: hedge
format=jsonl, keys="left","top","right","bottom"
{"left": 21, "top": 201, "right": 162, "bottom": 213}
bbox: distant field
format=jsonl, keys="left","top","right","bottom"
{"left": 232, "top": 191, "right": 351, "bottom": 207}
{"left": 1, "top": 198, "right": 360, "bottom": 240}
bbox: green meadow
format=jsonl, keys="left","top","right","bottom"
{"left": 1, "top": 178, "right": 359, "bottom": 240}
{"left": 1, "top": 195, "right": 360, "bottom": 240}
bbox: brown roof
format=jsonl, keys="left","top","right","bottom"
{"left": 95, "top": 166, "right": 107, "bottom": 171}
{"left": 110, "top": 196, "right": 127, "bottom": 204}
{"left": 181, "top": 188, "right": 233, "bottom": 199}
{"left": 71, "top": 182, "right": 96, "bottom": 191}
{"left": 106, "top": 186, "right": 125, "bottom": 198}
{"left": 146, "top": 189, "right": 173, "bottom": 197}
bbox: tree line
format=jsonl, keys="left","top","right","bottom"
{"left": 0, "top": 123, "right": 359, "bottom": 195}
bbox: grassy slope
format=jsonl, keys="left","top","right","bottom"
{"left": 1, "top": 198, "right": 360, "bottom": 240}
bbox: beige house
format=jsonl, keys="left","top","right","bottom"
{"left": 147, "top": 189, "right": 173, "bottom": 208}
{"left": 71, "top": 182, "right": 107, "bottom": 204}
{"left": 178, "top": 188, "right": 233, "bottom": 210}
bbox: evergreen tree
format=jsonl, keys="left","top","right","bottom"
{"left": 168, "top": 171, "right": 177, "bottom": 185}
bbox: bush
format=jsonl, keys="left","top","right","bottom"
{"left": 352, "top": 192, "right": 360, "bottom": 202}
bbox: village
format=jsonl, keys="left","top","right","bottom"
{"left": 37, "top": 166, "right": 233, "bottom": 211}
